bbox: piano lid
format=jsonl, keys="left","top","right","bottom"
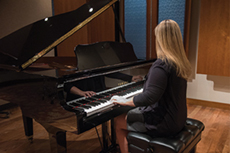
{"left": 0, "top": 0, "right": 117, "bottom": 71}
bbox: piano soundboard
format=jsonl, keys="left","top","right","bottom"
{"left": 66, "top": 80, "right": 144, "bottom": 117}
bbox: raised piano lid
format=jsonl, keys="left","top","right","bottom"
{"left": 0, "top": 0, "right": 118, "bottom": 71}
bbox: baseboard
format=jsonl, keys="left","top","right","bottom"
{"left": 187, "top": 98, "right": 230, "bottom": 110}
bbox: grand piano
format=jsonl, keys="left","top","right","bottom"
{"left": 0, "top": 0, "right": 155, "bottom": 152}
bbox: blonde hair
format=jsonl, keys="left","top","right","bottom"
{"left": 155, "top": 19, "right": 191, "bottom": 80}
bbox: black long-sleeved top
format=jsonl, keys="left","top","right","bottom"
{"left": 133, "top": 59, "right": 187, "bottom": 137}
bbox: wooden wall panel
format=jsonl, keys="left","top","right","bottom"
{"left": 146, "top": 0, "right": 158, "bottom": 60}
{"left": 53, "top": 0, "right": 88, "bottom": 57}
{"left": 197, "top": 0, "right": 229, "bottom": 76}
{"left": 87, "top": 7, "right": 115, "bottom": 43}
{"left": 53, "top": 0, "right": 115, "bottom": 57}
{"left": 184, "top": 0, "right": 192, "bottom": 57}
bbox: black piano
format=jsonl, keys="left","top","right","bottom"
{"left": 0, "top": 0, "right": 155, "bottom": 152}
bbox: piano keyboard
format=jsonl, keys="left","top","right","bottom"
{"left": 67, "top": 80, "right": 144, "bottom": 117}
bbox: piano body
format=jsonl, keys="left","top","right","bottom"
{"left": 0, "top": 0, "right": 155, "bottom": 152}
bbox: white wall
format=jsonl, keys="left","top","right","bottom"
{"left": 0, "top": 0, "right": 54, "bottom": 56}
{"left": 187, "top": 0, "right": 230, "bottom": 104}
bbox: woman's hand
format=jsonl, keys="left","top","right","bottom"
{"left": 70, "top": 86, "right": 96, "bottom": 98}
{"left": 110, "top": 96, "right": 135, "bottom": 107}
{"left": 79, "top": 91, "right": 96, "bottom": 98}
{"left": 132, "top": 75, "right": 143, "bottom": 82}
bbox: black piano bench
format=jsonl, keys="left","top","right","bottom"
{"left": 127, "top": 118, "right": 205, "bottom": 153}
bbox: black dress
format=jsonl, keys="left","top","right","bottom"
{"left": 130, "top": 59, "right": 187, "bottom": 137}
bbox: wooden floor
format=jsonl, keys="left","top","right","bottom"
{"left": 0, "top": 104, "right": 229, "bottom": 153}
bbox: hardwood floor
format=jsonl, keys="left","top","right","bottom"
{"left": 187, "top": 104, "right": 230, "bottom": 153}
{"left": 0, "top": 104, "right": 229, "bottom": 153}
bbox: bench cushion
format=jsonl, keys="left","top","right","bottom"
{"left": 127, "top": 118, "right": 205, "bottom": 153}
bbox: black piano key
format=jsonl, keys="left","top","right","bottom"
{"left": 85, "top": 97, "right": 98, "bottom": 102}
{"left": 74, "top": 106, "right": 89, "bottom": 111}
{"left": 88, "top": 98, "right": 106, "bottom": 103}
{"left": 80, "top": 105, "right": 91, "bottom": 109}
{"left": 106, "top": 91, "right": 116, "bottom": 94}
{"left": 97, "top": 99, "right": 108, "bottom": 103}
{"left": 93, "top": 95, "right": 106, "bottom": 99}
{"left": 117, "top": 92, "right": 126, "bottom": 96}
{"left": 100, "top": 92, "right": 111, "bottom": 96}
{"left": 73, "top": 107, "right": 85, "bottom": 112}
{"left": 126, "top": 88, "right": 137, "bottom": 93}
{"left": 99, "top": 93, "right": 112, "bottom": 98}
{"left": 78, "top": 100, "right": 102, "bottom": 108}
{"left": 84, "top": 98, "right": 102, "bottom": 105}
{"left": 91, "top": 101, "right": 102, "bottom": 105}
{"left": 68, "top": 103, "right": 90, "bottom": 110}
{"left": 77, "top": 99, "right": 90, "bottom": 104}
{"left": 72, "top": 100, "right": 92, "bottom": 108}
{"left": 90, "top": 95, "right": 108, "bottom": 103}
{"left": 88, "top": 102, "right": 99, "bottom": 106}
{"left": 120, "top": 86, "right": 131, "bottom": 90}
{"left": 69, "top": 102, "right": 81, "bottom": 106}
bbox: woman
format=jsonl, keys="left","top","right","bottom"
{"left": 111, "top": 19, "right": 192, "bottom": 153}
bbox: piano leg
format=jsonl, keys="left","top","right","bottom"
{"left": 110, "top": 119, "right": 117, "bottom": 148}
{"left": 22, "top": 115, "right": 33, "bottom": 143}
{"left": 102, "top": 122, "right": 109, "bottom": 150}
{"left": 40, "top": 123, "right": 67, "bottom": 153}
{"left": 100, "top": 120, "right": 118, "bottom": 153}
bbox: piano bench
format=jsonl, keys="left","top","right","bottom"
{"left": 127, "top": 118, "right": 205, "bottom": 153}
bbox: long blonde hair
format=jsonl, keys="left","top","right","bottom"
{"left": 155, "top": 19, "right": 191, "bottom": 80}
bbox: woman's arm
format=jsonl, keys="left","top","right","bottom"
{"left": 111, "top": 66, "right": 168, "bottom": 107}
{"left": 134, "top": 66, "right": 168, "bottom": 106}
